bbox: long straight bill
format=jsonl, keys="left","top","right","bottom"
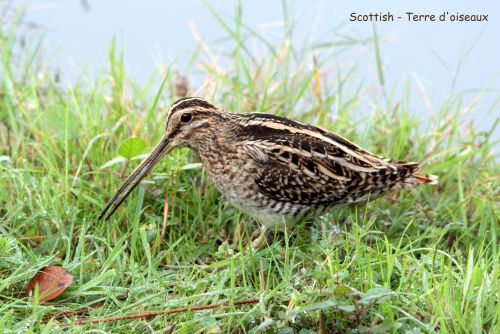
{"left": 98, "top": 135, "right": 171, "bottom": 221}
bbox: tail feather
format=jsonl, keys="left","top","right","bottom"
{"left": 414, "top": 172, "right": 438, "bottom": 185}
{"left": 390, "top": 162, "right": 438, "bottom": 187}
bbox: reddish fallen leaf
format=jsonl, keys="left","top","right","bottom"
{"left": 25, "top": 266, "right": 73, "bottom": 303}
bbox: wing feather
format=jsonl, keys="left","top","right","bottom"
{"left": 239, "top": 122, "right": 417, "bottom": 205}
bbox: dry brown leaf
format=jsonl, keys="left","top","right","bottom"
{"left": 25, "top": 266, "right": 73, "bottom": 303}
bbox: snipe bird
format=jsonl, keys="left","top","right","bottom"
{"left": 99, "top": 97, "right": 437, "bottom": 231}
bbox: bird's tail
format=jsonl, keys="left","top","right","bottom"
{"left": 414, "top": 172, "right": 438, "bottom": 185}
{"left": 388, "top": 161, "right": 438, "bottom": 187}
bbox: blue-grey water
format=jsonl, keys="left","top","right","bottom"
{"left": 6, "top": 0, "right": 500, "bottom": 132}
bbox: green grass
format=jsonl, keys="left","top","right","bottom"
{"left": 1, "top": 5, "right": 499, "bottom": 333}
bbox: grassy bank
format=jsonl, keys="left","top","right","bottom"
{"left": 1, "top": 7, "right": 499, "bottom": 333}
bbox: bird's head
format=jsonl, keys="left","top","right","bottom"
{"left": 98, "top": 97, "right": 222, "bottom": 220}
{"left": 162, "top": 97, "right": 222, "bottom": 149}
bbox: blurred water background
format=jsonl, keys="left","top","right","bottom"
{"left": 2, "top": 0, "right": 499, "bottom": 132}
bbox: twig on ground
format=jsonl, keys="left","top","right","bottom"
{"left": 167, "top": 323, "right": 176, "bottom": 334}
{"left": 61, "top": 297, "right": 259, "bottom": 326}
{"left": 44, "top": 295, "right": 129, "bottom": 321}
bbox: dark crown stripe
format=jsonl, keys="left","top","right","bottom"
{"left": 171, "top": 97, "right": 216, "bottom": 113}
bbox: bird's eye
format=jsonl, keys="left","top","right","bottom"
{"left": 180, "top": 113, "right": 192, "bottom": 123}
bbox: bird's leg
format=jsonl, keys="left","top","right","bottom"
{"left": 230, "top": 225, "right": 267, "bottom": 258}
{"left": 250, "top": 225, "right": 263, "bottom": 241}
{"left": 250, "top": 225, "right": 269, "bottom": 249}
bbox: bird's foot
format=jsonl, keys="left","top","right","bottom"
{"left": 250, "top": 226, "right": 269, "bottom": 250}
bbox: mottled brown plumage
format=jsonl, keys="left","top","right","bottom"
{"left": 99, "top": 97, "right": 437, "bottom": 228}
